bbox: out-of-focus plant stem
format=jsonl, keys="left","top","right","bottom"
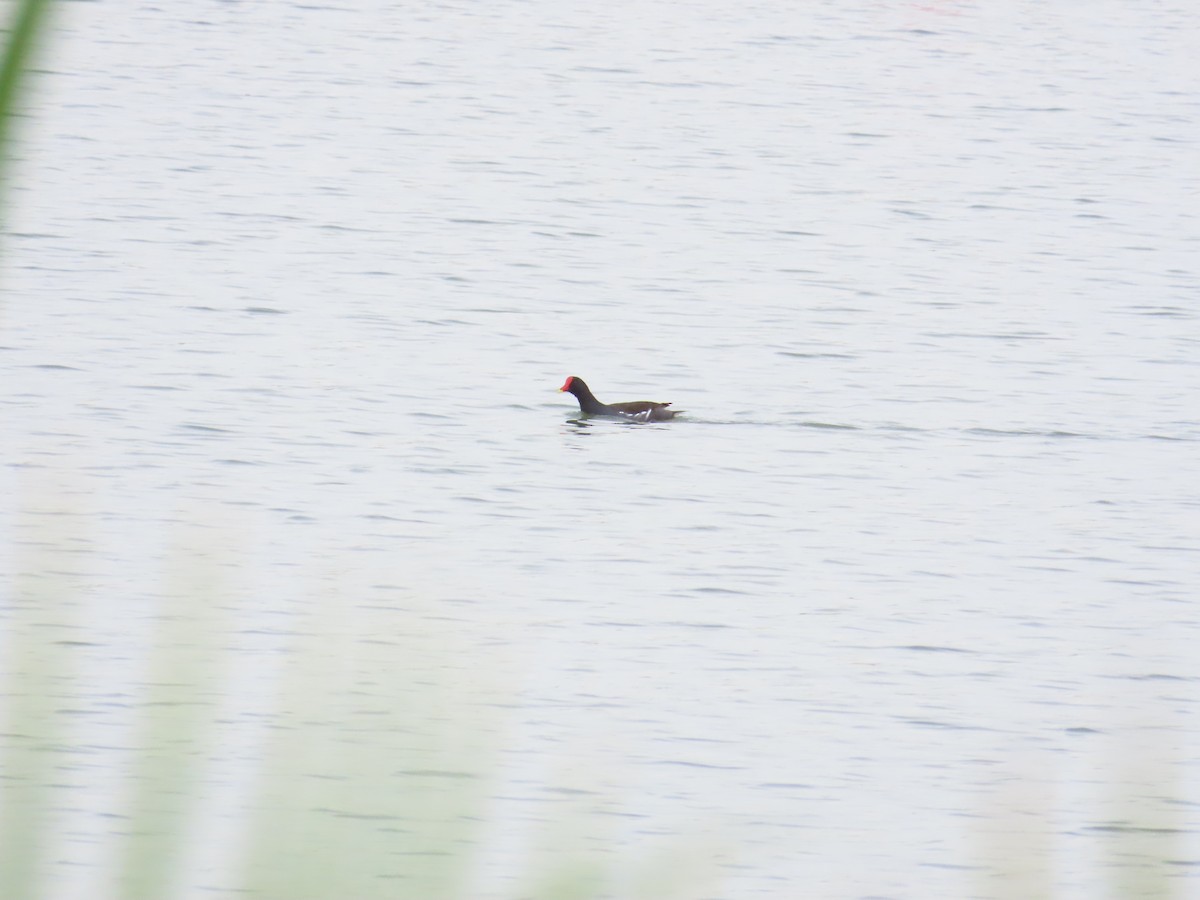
{"left": 0, "top": 0, "right": 53, "bottom": 216}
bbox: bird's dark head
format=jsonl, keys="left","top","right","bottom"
{"left": 558, "top": 375, "right": 582, "bottom": 395}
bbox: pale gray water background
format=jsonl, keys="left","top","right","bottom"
{"left": 2, "top": 1, "right": 1199, "bottom": 897}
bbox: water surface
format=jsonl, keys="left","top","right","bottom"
{"left": 2, "top": 1, "right": 1198, "bottom": 897}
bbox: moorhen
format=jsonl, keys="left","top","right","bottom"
{"left": 558, "top": 376, "right": 680, "bottom": 422}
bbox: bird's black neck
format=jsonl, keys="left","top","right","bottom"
{"left": 570, "top": 379, "right": 607, "bottom": 415}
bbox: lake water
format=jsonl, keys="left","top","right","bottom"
{"left": 2, "top": 1, "right": 1198, "bottom": 898}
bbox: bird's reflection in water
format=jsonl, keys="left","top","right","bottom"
{"left": 563, "top": 416, "right": 671, "bottom": 435}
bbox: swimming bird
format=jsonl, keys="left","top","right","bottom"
{"left": 558, "top": 375, "right": 680, "bottom": 422}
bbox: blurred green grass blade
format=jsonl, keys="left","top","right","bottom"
{"left": 0, "top": 578, "right": 70, "bottom": 900}
{"left": 0, "top": 0, "right": 53, "bottom": 188}
{"left": 117, "top": 563, "right": 227, "bottom": 900}
{"left": 0, "top": 498, "right": 83, "bottom": 900}
{"left": 241, "top": 604, "right": 497, "bottom": 900}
